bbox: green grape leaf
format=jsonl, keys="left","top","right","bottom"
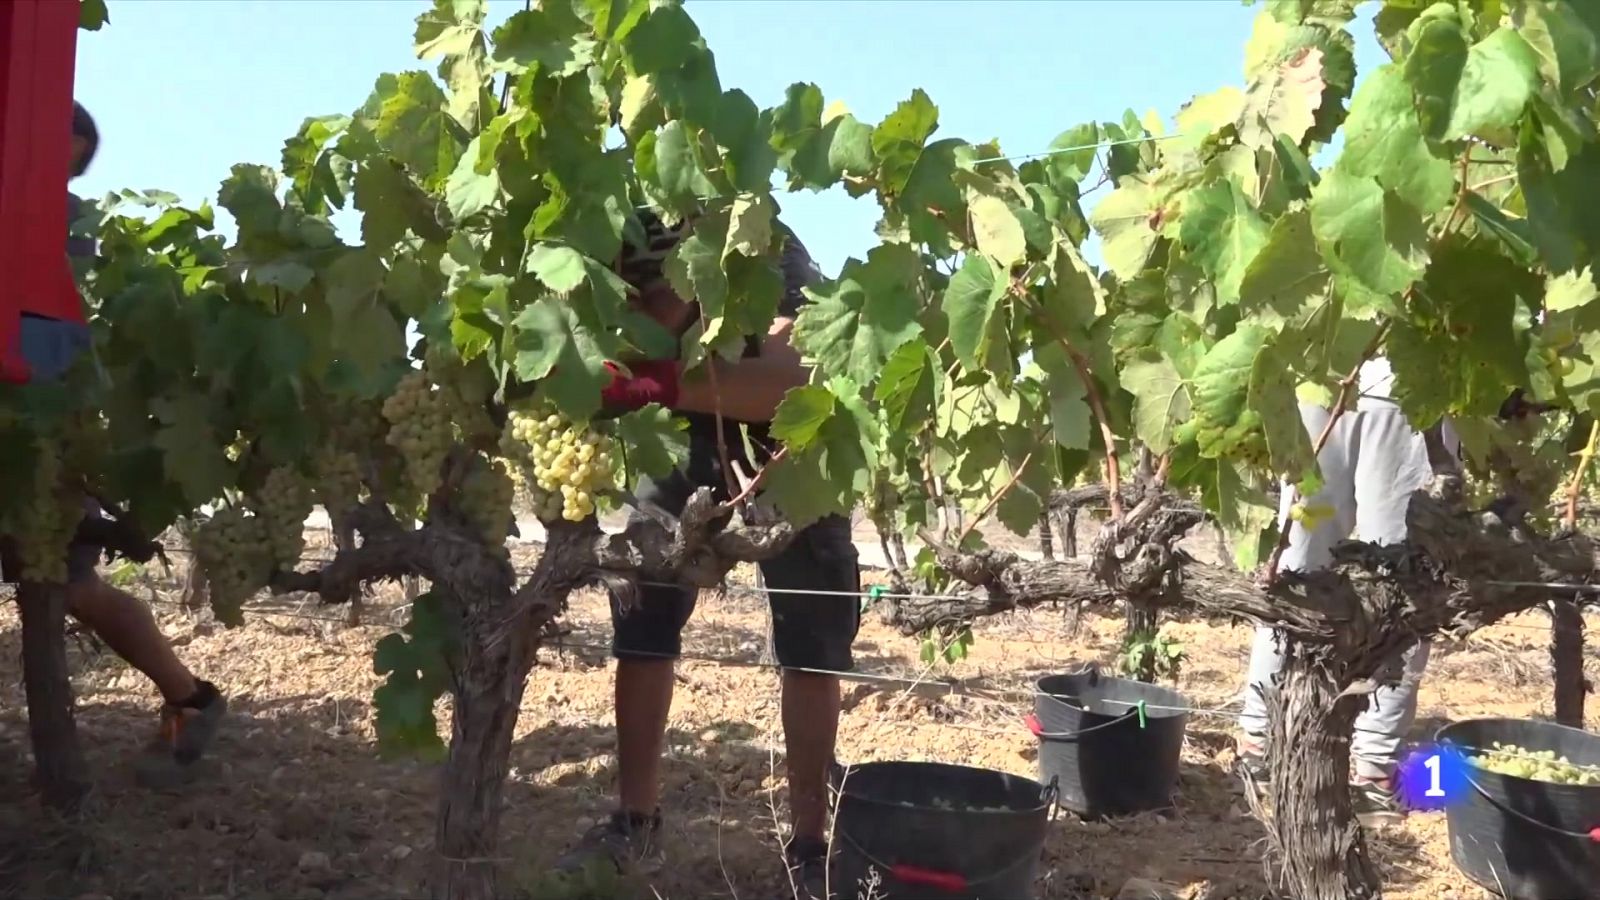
{"left": 1189, "top": 324, "right": 1271, "bottom": 461}
{"left": 353, "top": 158, "right": 448, "bottom": 248}
{"left": 1237, "top": 45, "right": 1326, "bottom": 150}
{"left": 724, "top": 193, "right": 774, "bottom": 258}
{"left": 969, "top": 194, "right": 1027, "bottom": 268}
{"left": 828, "top": 113, "right": 876, "bottom": 179}
{"left": 1546, "top": 266, "right": 1599, "bottom": 312}
{"left": 413, "top": 0, "right": 486, "bottom": 59}
{"left": 492, "top": 10, "right": 596, "bottom": 76}
{"left": 770, "top": 385, "right": 836, "bottom": 451}
{"left": 1464, "top": 193, "right": 1538, "bottom": 267}
{"left": 1309, "top": 169, "right": 1428, "bottom": 315}
{"left": 622, "top": 1, "right": 702, "bottom": 74}
{"left": 1514, "top": 0, "right": 1600, "bottom": 94}
{"left": 149, "top": 393, "right": 233, "bottom": 506}
{"left": 711, "top": 90, "right": 777, "bottom": 193}
{"left": 1033, "top": 343, "right": 1092, "bottom": 451}
{"left": 1089, "top": 176, "right": 1161, "bottom": 281}
{"left": 1121, "top": 357, "right": 1191, "bottom": 455}
{"left": 1407, "top": 21, "right": 1540, "bottom": 143}
{"left": 1336, "top": 63, "right": 1454, "bottom": 217}
{"left": 526, "top": 245, "right": 588, "bottom": 295}
{"left": 444, "top": 137, "right": 501, "bottom": 221}
{"left": 1039, "top": 123, "right": 1100, "bottom": 187}
{"left": 613, "top": 405, "right": 689, "bottom": 481}
{"left": 217, "top": 164, "right": 283, "bottom": 241}
{"left": 763, "top": 379, "right": 876, "bottom": 527}
{"left": 791, "top": 243, "right": 923, "bottom": 387}
{"left": 872, "top": 89, "right": 940, "bottom": 195}
{"left": 1388, "top": 237, "right": 1540, "bottom": 425}
{"left": 1248, "top": 342, "right": 1315, "bottom": 478}
{"left": 1519, "top": 140, "right": 1600, "bottom": 275}
{"left": 942, "top": 254, "right": 1009, "bottom": 372}
{"left": 352, "top": 72, "right": 464, "bottom": 187}
{"left": 873, "top": 338, "right": 940, "bottom": 436}
{"left": 281, "top": 115, "right": 353, "bottom": 214}
{"left": 653, "top": 120, "right": 719, "bottom": 208}
{"left": 1239, "top": 208, "right": 1331, "bottom": 322}
{"left": 510, "top": 299, "right": 611, "bottom": 420}
{"left": 1180, "top": 180, "right": 1268, "bottom": 306}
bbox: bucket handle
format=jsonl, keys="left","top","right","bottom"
{"left": 1024, "top": 709, "right": 1138, "bottom": 740}
{"left": 834, "top": 827, "right": 1044, "bottom": 892}
{"left": 1043, "top": 774, "right": 1061, "bottom": 822}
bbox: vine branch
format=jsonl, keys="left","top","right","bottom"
{"left": 1563, "top": 418, "right": 1600, "bottom": 531}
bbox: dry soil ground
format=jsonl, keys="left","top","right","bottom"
{"left": 1, "top": 524, "right": 1596, "bottom": 900}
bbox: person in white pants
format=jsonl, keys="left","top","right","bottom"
{"left": 1236, "top": 358, "right": 1458, "bottom": 824}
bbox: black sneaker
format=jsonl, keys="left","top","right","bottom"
{"left": 784, "top": 836, "right": 830, "bottom": 900}
{"left": 553, "top": 810, "right": 664, "bottom": 875}
{"left": 1351, "top": 779, "right": 1404, "bottom": 826}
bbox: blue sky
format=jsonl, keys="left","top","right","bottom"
{"left": 73, "top": 0, "right": 1386, "bottom": 276}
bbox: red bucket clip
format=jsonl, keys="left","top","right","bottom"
{"left": 891, "top": 864, "right": 968, "bottom": 893}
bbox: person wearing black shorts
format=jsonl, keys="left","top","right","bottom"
{"left": 1, "top": 103, "right": 226, "bottom": 784}
{"left": 554, "top": 210, "right": 858, "bottom": 896}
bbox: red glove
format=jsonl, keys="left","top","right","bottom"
{"left": 601, "top": 359, "right": 680, "bottom": 411}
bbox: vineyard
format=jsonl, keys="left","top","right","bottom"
{"left": 7, "top": 0, "right": 1600, "bottom": 898}
{"left": 2, "top": 530, "right": 1596, "bottom": 900}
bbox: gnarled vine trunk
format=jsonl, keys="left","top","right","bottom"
{"left": 17, "top": 580, "right": 89, "bottom": 810}
{"left": 434, "top": 595, "right": 543, "bottom": 900}
{"left": 1550, "top": 599, "right": 1588, "bottom": 727}
{"left": 1266, "top": 654, "right": 1381, "bottom": 899}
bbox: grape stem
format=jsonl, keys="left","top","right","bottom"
{"left": 1262, "top": 322, "right": 1391, "bottom": 584}
{"left": 1562, "top": 418, "right": 1600, "bottom": 531}
{"left": 715, "top": 445, "right": 789, "bottom": 515}
{"left": 955, "top": 446, "right": 1037, "bottom": 546}
{"left": 1022, "top": 292, "right": 1124, "bottom": 521}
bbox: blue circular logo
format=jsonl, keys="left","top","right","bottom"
{"left": 1393, "top": 743, "right": 1473, "bottom": 811}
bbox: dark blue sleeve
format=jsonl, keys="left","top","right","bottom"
{"left": 776, "top": 225, "right": 821, "bottom": 319}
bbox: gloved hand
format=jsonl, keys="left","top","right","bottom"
{"left": 600, "top": 359, "right": 680, "bottom": 411}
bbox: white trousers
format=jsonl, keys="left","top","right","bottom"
{"left": 1237, "top": 402, "right": 1455, "bottom": 779}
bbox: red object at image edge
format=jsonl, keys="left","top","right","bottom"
{"left": 0, "top": 0, "right": 84, "bottom": 384}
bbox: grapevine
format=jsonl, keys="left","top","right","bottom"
{"left": 312, "top": 446, "right": 364, "bottom": 515}
{"left": 456, "top": 455, "right": 516, "bottom": 550}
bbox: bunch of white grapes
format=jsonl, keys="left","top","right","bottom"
{"left": 457, "top": 457, "right": 516, "bottom": 550}
{"left": 1, "top": 439, "right": 78, "bottom": 584}
{"left": 500, "top": 406, "right": 617, "bottom": 523}
{"left": 312, "top": 446, "right": 364, "bottom": 515}
{"left": 1470, "top": 742, "right": 1600, "bottom": 786}
{"left": 382, "top": 370, "right": 454, "bottom": 497}
{"left": 250, "top": 466, "right": 312, "bottom": 568}
{"left": 191, "top": 505, "right": 274, "bottom": 613}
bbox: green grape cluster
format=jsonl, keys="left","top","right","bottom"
{"left": 191, "top": 505, "right": 273, "bottom": 615}
{"left": 1, "top": 440, "right": 78, "bottom": 584}
{"left": 250, "top": 466, "right": 312, "bottom": 567}
{"left": 500, "top": 406, "right": 617, "bottom": 523}
{"left": 1470, "top": 742, "right": 1600, "bottom": 786}
{"left": 457, "top": 457, "right": 516, "bottom": 549}
{"left": 382, "top": 370, "right": 454, "bottom": 497}
{"left": 312, "top": 446, "right": 364, "bottom": 514}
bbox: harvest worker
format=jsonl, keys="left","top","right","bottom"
{"left": 0, "top": 102, "right": 228, "bottom": 784}
{"left": 552, "top": 208, "right": 858, "bottom": 897}
{"left": 1234, "top": 356, "right": 1456, "bottom": 825}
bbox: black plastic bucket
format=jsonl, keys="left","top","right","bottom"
{"left": 829, "top": 761, "right": 1055, "bottom": 899}
{"left": 1031, "top": 665, "right": 1189, "bottom": 817}
{"left": 1436, "top": 718, "right": 1600, "bottom": 899}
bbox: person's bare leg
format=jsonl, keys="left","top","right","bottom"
{"left": 616, "top": 657, "right": 676, "bottom": 815}
{"left": 782, "top": 669, "right": 840, "bottom": 841}
{"left": 65, "top": 575, "right": 197, "bottom": 703}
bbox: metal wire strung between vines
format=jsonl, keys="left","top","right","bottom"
{"left": 94, "top": 592, "right": 1600, "bottom": 777}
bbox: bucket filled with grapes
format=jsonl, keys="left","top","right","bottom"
{"left": 1436, "top": 718, "right": 1600, "bottom": 899}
